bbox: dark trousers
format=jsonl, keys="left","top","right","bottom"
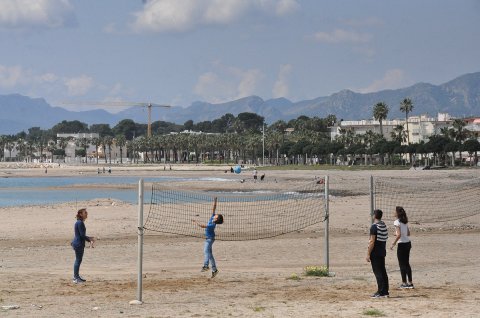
{"left": 397, "top": 242, "right": 412, "bottom": 283}
{"left": 371, "top": 256, "right": 389, "bottom": 295}
{"left": 73, "top": 247, "right": 85, "bottom": 278}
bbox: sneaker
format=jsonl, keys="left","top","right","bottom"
{"left": 72, "top": 278, "right": 83, "bottom": 284}
{"left": 399, "top": 283, "right": 409, "bottom": 289}
{"left": 380, "top": 293, "right": 389, "bottom": 298}
{"left": 407, "top": 283, "right": 414, "bottom": 289}
{"left": 77, "top": 276, "right": 86, "bottom": 282}
{"left": 201, "top": 266, "right": 209, "bottom": 272}
{"left": 370, "top": 292, "right": 381, "bottom": 298}
{"left": 211, "top": 270, "right": 219, "bottom": 278}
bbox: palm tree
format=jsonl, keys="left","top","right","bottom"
{"left": 115, "top": 135, "right": 126, "bottom": 164}
{"left": 373, "top": 102, "right": 389, "bottom": 138}
{"left": 91, "top": 137, "right": 102, "bottom": 164}
{"left": 452, "top": 119, "right": 467, "bottom": 164}
{"left": 390, "top": 124, "right": 407, "bottom": 143}
{"left": 103, "top": 136, "right": 113, "bottom": 164}
{"left": 399, "top": 98, "right": 414, "bottom": 144}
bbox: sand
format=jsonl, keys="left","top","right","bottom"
{"left": 0, "top": 164, "right": 479, "bottom": 317}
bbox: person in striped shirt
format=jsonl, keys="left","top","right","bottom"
{"left": 366, "top": 209, "right": 389, "bottom": 298}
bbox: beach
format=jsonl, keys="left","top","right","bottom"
{"left": 1, "top": 164, "right": 479, "bottom": 317}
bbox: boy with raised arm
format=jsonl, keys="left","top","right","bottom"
{"left": 193, "top": 197, "right": 224, "bottom": 278}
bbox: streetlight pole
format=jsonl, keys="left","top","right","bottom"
{"left": 262, "top": 121, "right": 265, "bottom": 166}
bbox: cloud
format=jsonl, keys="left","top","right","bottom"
{"left": 0, "top": 0, "right": 76, "bottom": 30}
{"left": 0, "top": 65, "right": 25, "bottom": 88}
{"left": 357, "top": 69, "right": 411, "bottom": 93}
{"left": 64, "top": 75, "right": 94, "bottom": 96}
{"left": 272, "top": 64, "right": 292, "bottom": 98}
{"left": 311, "top": 28, "right": 372, "bottom": 44}
{"left": 271, "top": 0, "right": 300, "bottom": 16}
{"left": 193, "top": 63, "right": 263, "bottom": 103}
{"left": 131, "top": 0, "right": 299, "bottom": 33}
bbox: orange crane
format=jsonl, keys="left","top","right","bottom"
{"left": 60, "top": 101, "right": 171, "bottom": 137}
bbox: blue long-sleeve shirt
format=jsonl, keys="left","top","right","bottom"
{"left": 71, "top": 220, "right": 91, "bottom": 249}
{"left": 205, "top": 214, "right": 216, "bottom": 239}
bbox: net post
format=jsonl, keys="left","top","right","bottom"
{"left": 369, "top": 175, "right": 374, "bottom": 224}
{"left": 324, "top": 175, "right": 329, "bottom": 271}
{"left": 130, "top": 179, "right": 144, "bottom": 305}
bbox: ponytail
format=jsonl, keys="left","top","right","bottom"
{"left": 395, "top": 206, "right": 408, "bottom": 224}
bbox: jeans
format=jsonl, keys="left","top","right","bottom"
{"left": 203, "top": 238, "right": 216, "bottom": 271}
{"left": 371, "top": 256, "right": 389, "bottom": 295}
{"left": 397, "top": 242, "right": 412, "bottom": 283}
{"left": 73, "top": 247, "right": 85, "bottom": 279}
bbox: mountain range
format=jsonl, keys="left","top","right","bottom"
{"left": 1, "top": 72, "right": 479, "bottom": 135}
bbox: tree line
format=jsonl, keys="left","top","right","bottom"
{"left": 1, "top": 100, "right": 479, "bottom": 166}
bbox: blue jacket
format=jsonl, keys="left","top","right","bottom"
{"left": 71, "top": 220, "right": 91, "bottom": 249}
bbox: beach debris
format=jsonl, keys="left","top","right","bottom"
{"left": 2, "top": 305, "right": 20, "bottom": 310}
{"left": 92, "top": 306, "right": 100, "bottom": 311}
{"left": 31, "top": 304, "right": 43, "bottom": 309}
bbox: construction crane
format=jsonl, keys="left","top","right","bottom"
{"left": 60, "top": 101, "right": 171, "bottom": 137}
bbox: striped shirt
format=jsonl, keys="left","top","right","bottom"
{"left": 370, "top": 220, "right": 388, "bottom": 257}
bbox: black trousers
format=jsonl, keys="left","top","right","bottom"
{"left": 397, "top": 242, "right": 412, "bottom": 283}
{"left": 371, "top": 255, "right": 389, "bottom": 295}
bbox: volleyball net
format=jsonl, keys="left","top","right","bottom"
{"left": 372, "top": 176, "right": 480, "bottom": 223}
{"left": 143, "top": 180, "right": 328, "bottom": 241}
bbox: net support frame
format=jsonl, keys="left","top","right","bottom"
{"left": 131, "top": 179, "right": 144, "bottom": 305}
{"left": 324, "top": 175, "right": 330, "bottom": 271}
{"left": 369, "top": 175, "right": 374, "bottom": 224}
{"left": 131, "top": 176, "right": 330, "bottom": 302}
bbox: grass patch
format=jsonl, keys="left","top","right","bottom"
{"left": 253, "top": 306, "right": 265, "bottom": 312}
{"left": 286, "top": 273, "right": 302, "bottom": 281}
{"left": 304, "top": 265, "right": 329, "bottom": 277}
{"left": 363, "top": 308, "right": 385, "bottom": 316}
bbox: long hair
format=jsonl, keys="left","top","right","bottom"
{"left": 395, "top": 206, "right": 408, "bottom": 224}
{"left": 76, "top": 208, "right": 87, "bottom": 220}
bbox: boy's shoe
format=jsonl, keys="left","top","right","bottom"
{"left": 72, "top": 278, "right": 83, "bottom": 284}
{"left": 370, "top": 292, "right": 381, "bottom": 298}
{"left": 77, "top": 276, "right": 87, "bottom": 282}
{"left": 211, "top": 270, "right": 219, "bottom": 278}
{"left": 380, "top": 293, "right": 389, "bottom": 298}
{"left": 407, "top": 283, "right": 414, "bottom": 289}
{"left": 399, "top": 283, "right": 409, "bottom": 289}
{"left": 201, "top": 266, "right": 209, "bottom": 272}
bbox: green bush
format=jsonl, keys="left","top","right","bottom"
{"left": 304, "top": 265, "right": 329, "bottom": 277}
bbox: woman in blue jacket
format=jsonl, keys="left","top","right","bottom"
{"left": 71, "top": 208, "right": 96, "bottom": 284}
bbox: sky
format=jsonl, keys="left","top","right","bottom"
{"left": 0, "top": 0, "right": 479, "bottom": 113}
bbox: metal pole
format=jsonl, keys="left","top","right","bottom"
{"left": 324, "top": 175, "right": 329, "bottom": 271}
{"left": 262, "top": 122, "right": 265, "bottom": 166}
{"left": 370, "top": 175, "right": 374, "bottom": 224}
{"left": 133, "top": 179, "right": 144, "bottom": 304}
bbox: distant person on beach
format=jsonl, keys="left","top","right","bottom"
{"left": 390, "top": 206, "right": 414, "bottom": 289}
{"left": 253, "top": 168, "right": 258, "bottom": 182}
{"left": 192, "top": 197, "right": 223, "bottom": 278}
{"left": 366, "top": 209, "right": 389, "bottom": 298}
{"left": 71, "top": 208, "right": 96, "bottom": 284}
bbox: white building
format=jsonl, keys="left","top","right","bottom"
{"left": 330, "top": 113, "right": 455, "bottom": 144}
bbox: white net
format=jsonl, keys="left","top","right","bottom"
{"left": 374, "top": 176, "right": 480, "bottom": 223}
{"left": 143, "top": 181, "right": 327, "bottom": 241}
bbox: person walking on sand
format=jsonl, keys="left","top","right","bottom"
{"left": 71, "top": 208, "right": 96, "bottom": 284}
{"left": 390, "top": 206, "right": 414, "bottom": 289}
{"left": 192, "top": 197, "right": 223, "bottom": 278}
{"left": 366, "top": 209, "right": 389, "bottom": 298}
{"left": 253, "top": 168, "right": 258, "bottom": 182}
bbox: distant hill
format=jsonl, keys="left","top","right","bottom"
{"left": 1, "top": 72, "right": 479, "bottom": 134}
